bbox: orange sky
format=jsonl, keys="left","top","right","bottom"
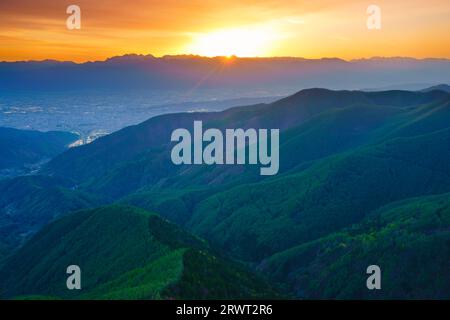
{"left": 1, "top": 0, "right": 450, "bottom": 62}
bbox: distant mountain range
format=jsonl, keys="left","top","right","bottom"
{"left": 1, "top": 55, "right": 449, "bottom": 94}
{"left": 422, "top": 84, "right": 450, "bottom": 93}
{"left": 1, "top": 87, "right": 450, "bottom": 299}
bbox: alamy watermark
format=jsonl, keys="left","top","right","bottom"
{"left": 66, "top": 5, "right": 81, "bottom": 30}
{"left": 366, "top": 4, "right": 381, "bottom": 30}
{"left": 366, "top": 265, "right": 381, "bottom": 290}
{"left": 170, "top": 121, "right": 279, "bottom": 175}
{"left": 66, "top": 265, "right": 81, "bottom": 290}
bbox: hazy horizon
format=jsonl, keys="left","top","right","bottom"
{"left": 3, "top": 53, "right": 450, "bottom": 64}
{"left": 2, "top": 0, "right": 450, "bottom": 62}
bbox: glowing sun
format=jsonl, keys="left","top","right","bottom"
{"left": 187, "top": 27, "right": 277, "bottom": 57}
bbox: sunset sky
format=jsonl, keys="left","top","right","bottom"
{"left": 1, "top": 0, "right": 449, "bottom": 62}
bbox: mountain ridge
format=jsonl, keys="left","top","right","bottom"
{"left": 2, "top": 56, "right": 449, "bottom": 92}
{"left": 3, "top": 54, "right": 450, "bottom": 64}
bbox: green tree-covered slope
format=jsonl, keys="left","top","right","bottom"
{"left": 2, "top": 88, "right": 450, "bottom": 299}
{"left": 44, "top": 89, "right": 448, "bottom": 197}
{"left": 0, "top": 206, "right": 279, "bottom": 300}
{"left": 184, "top": 126, "right": 450, "bottom": 260}
{"left": 260, "top": 193, "right": 450, "bottom": 299}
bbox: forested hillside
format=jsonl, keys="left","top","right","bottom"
{"left": 1, "top": 88, "right": 450, "bottom": 299}
{"left": 0, "top": 206, "right": 279, "bottom": 300}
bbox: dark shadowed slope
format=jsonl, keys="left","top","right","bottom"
{"left": 0, "top": 175, "right": 99, "bottom": 250}
{"left": 0, "top": 127, "right": 78, "bottom": 177}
